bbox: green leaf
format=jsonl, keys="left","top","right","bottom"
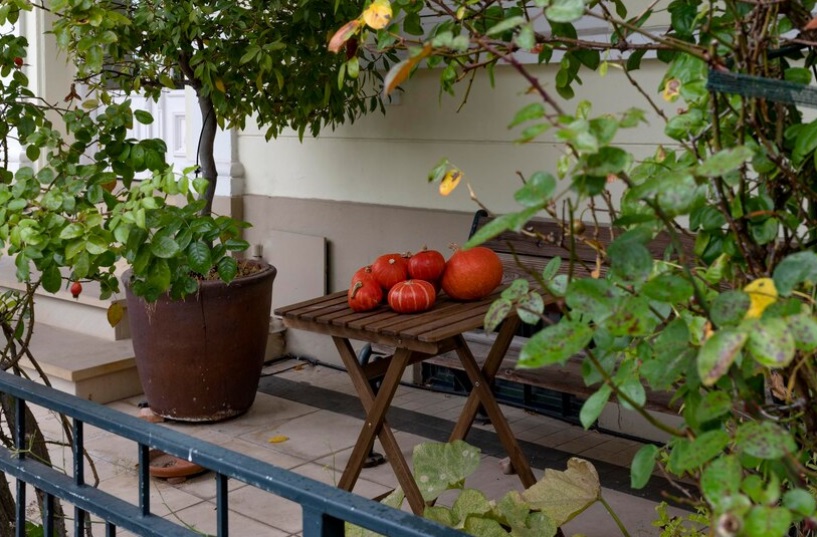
{"left": 695, "top": 390, "right": 733, "bottom": 423}
{"left": 700, "top": 455, "right": 742, "bottom": 507}
{"left": 542, "top": 257, "right": 561, "bottom": 281}
{"left": 773, "top": 251, "right": 817, "bottom": 296}
{"left": 607, "top": 238, "right": 652, "bottom": 283}
{"left": 546, "top": 0, "right": 586, "bottom": 23}
{"left": 565, "top": 278, "right": 616, "bottom": 323}
{"left": 134, "top": 110, "right": 154, "bottom": 124}
{"left": 579, "top": 384, "right": 611, "bottom": 429}
{"left": 517, "top": 292, "right": 544, "bottom": 324}
{"left": 41, "top": 264, "right": 62, "bottom": 293}
{"left": 677, "top": 430, "right": 730, "bottom": 471}
{"left": 216, "top": 256, "right": 238, "bottom": 283}
{"left": 783, "top": 489, "right": 816, "bottom": 517}
{"left": 452, "top": 488, "right": 492, "bottom": 521}
{"left": 746, "top": 318, "right": 795, "bottom": 368}
{"left": 604, "top": 295, "right": 657, "bottom": 337}
{"left": 150, "top": 230, "right": 181, "bottom": 259}
{"left": 518, "top": 319, "right": 593, "bottom": 368}
{"left": 630, "top": 444, "right": 658, "bottom": 489}
{"left": 412, "top": 440, "right": 481, "bottom": 501}
{"left": 59, "top": 223, "right": 85, "bottom": 240}
{"left": 146, "top": 258, "right": 172, "bottom": 294}
{"left": 710, "top": 290, "right": 750, "bottom": 327}
{"left": 697, "top": 328, "right": 747, "bottom": 386}
{"left": 788, "top": 313, "right": 817, "bottom": 351}
{"left": 696, "top": 146, "right": 754, "bottom": 177}
{"left": 486, "top": 16, "right": 526, "bottom": 36}
{"left": 744, "top": 506, "right": 792, "bottom": 537}
{"left": 514, "top": 172, "right": 555, "bottom": 207}
{"left": 465, "top": 207, "right": 541, "bottom": 248}
{"left": 508, "top": 103, "right": 546, "bottom": 128}
{"left": 736, "top": 421, "right": 797, "bottom": 460}
{"left": 793, "top": 119, "right": 817, "bottom": 164}
{"left": 640, "top": 273, "right": 694, "bottom": 304}
{"left": 187, "top": 240, "right": 212, "bottom": 275}
{"left": 485, "top": 298, "right": 512, "bottom": 332}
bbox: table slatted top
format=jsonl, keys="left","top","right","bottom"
{"left": 274, "top": 290, "right": 500, "bottom": 354}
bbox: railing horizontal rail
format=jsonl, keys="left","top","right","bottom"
{"left": 0, "top": 371, "right": 465, "bottom": 537}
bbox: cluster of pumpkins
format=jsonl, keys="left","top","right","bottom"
{"left": 347, "top": 245, "right": 504, "bottom": 314}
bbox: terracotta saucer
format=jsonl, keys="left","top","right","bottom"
{"left": 148, "top": 449, "right": 207, "bottom": 479}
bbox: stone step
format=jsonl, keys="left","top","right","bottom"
{"left": 15, "top": 323, "right": 141, "bottom": 404}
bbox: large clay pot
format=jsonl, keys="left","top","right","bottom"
{"left": 124, "top": 261, "right": 276, "bottom": 422}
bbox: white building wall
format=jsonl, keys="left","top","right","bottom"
{"left": 240, "top": 61, "right": 672, "bottom": 218}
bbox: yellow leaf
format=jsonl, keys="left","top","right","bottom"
{"left": 743, "top": 278, "right": 778, "bottom": 319}
{"left": 268, "top": 435, "right": 289, "bottom": 444}
{"left": 362, "top": 0, "right": 392, "bottom": 30}
{"left": 328, "top": 19, "right": 362, "bottom": 54}
{"left": 439, "top": 169, "right": 463, "bottom": 196}
{"left": 215, "top": 78, "right": 226, "bottom": 93}
{"left": 382, "top": 45, "right": 431, "bottom": 97}
{"left": 107, "top": 302, "right": 124, "bottom": 327}
{"left": 662, "top": 78, "right": 680, "bottom": 102}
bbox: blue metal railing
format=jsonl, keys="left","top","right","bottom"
{"left": 0, "top": 371, "right": 465, "bottom": 537}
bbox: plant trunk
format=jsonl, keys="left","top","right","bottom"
{"left": 197, "top": 91, "right": 218, "bottom": 216}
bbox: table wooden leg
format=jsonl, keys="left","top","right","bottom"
{"left": 449, "top": 320, "right": 536, "bottom": 488}
{"left": 450, "top": 316, "right": 520, "bottom": 440}
{"left": 332, "top": 337, "right": 427, "bottom": 515}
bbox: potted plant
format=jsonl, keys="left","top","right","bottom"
{"left": 42, "top": 0, "right": 389, "bottom": 421}
{"left": 330, "top": 0, "right": 817, "bottom": 534}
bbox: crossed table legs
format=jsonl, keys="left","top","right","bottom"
{"left": 331, "top": 317, "right": 535, "bottom": 515}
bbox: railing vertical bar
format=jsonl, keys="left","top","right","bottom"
{"left": 137, "top": 443, "right": 150, "bottom": 517}
{"left": 105, "top": 520, "right": 116, "bottom": 536}
{"left": 72, "top": 418, "right": 84, "bottom": 485}
{"left": 14, "top": 396, "right": 26, "bottom": 537}
{"left": 216, "top": 473, "right": 229, "bottom": 537}
{"left": 14, "top": 475, "right": 25, "bottom": 537}
{"left": 43, "top": 492, "right": 54, "bottom": 537}
{"left": 74, "top": 507, "right": 86, "bottom": 536}
{"left": 302, "top": 506, "right": 344, "bottom": 537}
{"left": 73, "top": 417, "right": 86, "bottom": 537}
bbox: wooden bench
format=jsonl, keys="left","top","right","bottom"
{"left": 421, "top": 210, "right": 697, "bottom": 416}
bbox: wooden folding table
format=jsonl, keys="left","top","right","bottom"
{"left": 274, "top": 290, "right": 535, "bottom": 515}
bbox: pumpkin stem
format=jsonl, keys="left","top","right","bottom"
{"left": 350, "top": 281, "right": 364, "bottom": 298}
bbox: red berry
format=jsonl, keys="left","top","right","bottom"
{"left": 70, "top": 281, "right": 82, "bottom": 299}
{"left": 13, "top": 57, "right": 22, "bottom": 68}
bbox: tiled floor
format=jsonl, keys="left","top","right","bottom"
{"left": 27, "top": 358, "right": 691, "bottom": 536}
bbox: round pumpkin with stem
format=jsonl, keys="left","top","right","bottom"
{"left": 371, "top": 252, "right": 409, "bottom": 291}
{"left": 388, "top": 279, "right": 436, "bottom": 313}
{"left": 348, "top": 266, "right": 383, "bottom": 312}
{"left": 441, "top": 245, "right": 503, "bottom": 301}
{"left": 407, "top": 246, "right": 446, "bottom": 284}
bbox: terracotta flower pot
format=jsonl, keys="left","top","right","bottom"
{"left": 124, "top": 261, "right": 276, "bottom": 422}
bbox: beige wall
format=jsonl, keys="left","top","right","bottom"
{"left": 240, "top": 62, "right": 670, "bottom": 216}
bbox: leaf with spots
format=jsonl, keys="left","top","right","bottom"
{"left": 518, "top": 319, "right": 593, "bottom": 368}
{"left": 412, "top": 440, "right": 481, "bottom": 501}
{"left": 604, "top": 295, "right": 658, "bottom": 337}
{"left": 746, "top": 318, "right": 795, "bottom": 368}
{"left": 789, "top": 313, "right": 817, "bottom": 351}
{"left": 710, "top": 290, "right": 750, "bottom": 327}
{"left": 736, "top": 421, "right": 797, "bottom": 460}
{"left": 522, "top": 458, "right": 601, "bottom": 526}
{"left": 697, "top": 328, "right": 747, "bottom": 386}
